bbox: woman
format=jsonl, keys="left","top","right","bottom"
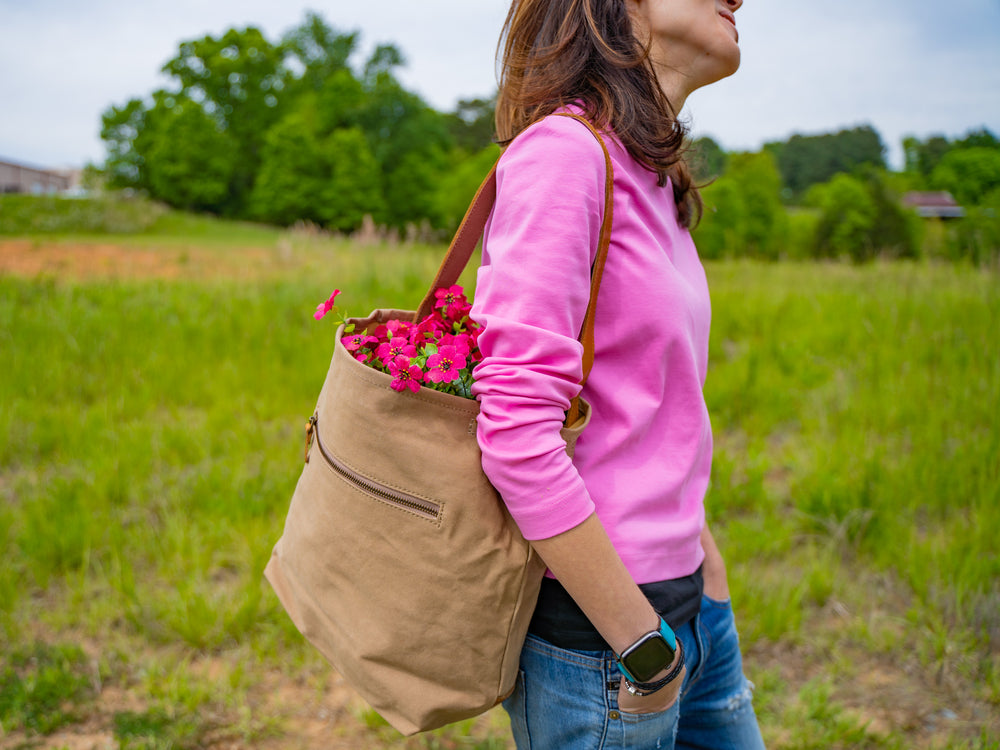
{"left": 470, "top": 0, "right": 765, "bottom": 748}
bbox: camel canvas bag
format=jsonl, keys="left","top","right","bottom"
{"left": 264, "top": 115, "right": 614, "bottom": 735}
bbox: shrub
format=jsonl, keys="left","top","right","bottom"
{"left": 694, "top": 151, "right": 787, "bottom": 259}
{"left": 931, "top": 147, "right": 1000, "bottom": 207}
{"left": 946, "top": 188, "right": 1000, "bottom": 265}
{"left": 808, "top": 170, "right": 918, "bottom": 261}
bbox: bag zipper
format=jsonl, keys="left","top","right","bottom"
{"left": 305, "top": 414, "right": 442, "bottom": 522}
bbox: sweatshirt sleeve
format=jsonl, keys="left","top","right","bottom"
{"left": 470, "top": 116, "right": 606, "bottom": 540}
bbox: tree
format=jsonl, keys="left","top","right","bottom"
{"left": 319, "top": 128, "right": 386, "bottom": 233}
{"left": 363, "top": 44, "right": 406, "bottom": 87}
{"left": 902, "top": 134, "right": 952, "bottom": 177}
{"left": 808, "top": 169, "right": 919, "bottom": 261}
{"left": 733, "top": 152, "right": 787, "bottom": 258}
{"left": 810, "top": 174, "right": 877, "bottom": 260}
{"left": 315, "top": 69, "right": 367, "bottom": 133}
{"left": 444, "top": 97, "right": 497, "bottom": 152}
{"left": 281, "top": 13, "right": 357, "bottom": 94}
{"left": 949, "top": 188, "right": 1000, "bottom": 265}
{"left": 689, "top": 137, "right": 727, "bottom": 183}
{"left": 433, "top": 144, "right": 502, "bottom": 233}
{"left": 766, "top": 125, "right": 886, "bottom": 198}
{"left": 353, "top": 49, "right": 433, "bottom": 163}
{"left": 250, "top": 113, "right": 384, "bottom": 232}
{"left": 249, "top": 110, "right": 329, "bottom": 225}
{"left": 955, "top": 128, "right": 999, "bottom": 151}
{"left": 860, "top": 169, "right": 919, "bottom": 259}
{"left": 930, "top": 148, "right": 1000, "bottom": 206}
{"left": 145, "top": 96, "right": 237, "bottom": 212}
{"left": 162, "top": 26, "right": 290, "bottom": 211}
{"left": 100, "top": 98, "right": 150, "bottom": 190}
{"left": 693, "top": 179, "right": 746, "bottom": 260}
{"left": 693, "top": 151, "right": 786, "bottom": 259}
{"left": 98, "top": 11, "right": 468, "bottom": 229}
{"left": 383, "top": 146, "right": 451, "bottom": 229}
{"left": 353, "top": 55, "right": 454, "bottom": 228}
{"left": 163, "top": 27, "right": 289, "bottom": 126}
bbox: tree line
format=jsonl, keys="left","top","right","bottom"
{"left": 99, "top": 11, "right": 1000, "bottom": 263}
{"left": 691, "top": 127, "right": 1000, "bottom": 265}
{"left": 100, "top": 13, "right": 498, "bottom": 234}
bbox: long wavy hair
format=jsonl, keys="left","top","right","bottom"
{"left": 496, "top": 0, "right": 701, "bottom": 227}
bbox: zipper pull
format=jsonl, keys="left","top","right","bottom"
{"left": 304, "top": 414, "right": 317, "bottom": 463}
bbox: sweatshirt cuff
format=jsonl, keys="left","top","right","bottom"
{"left": 501, "top": 481, "right": 596, "bottom": 542}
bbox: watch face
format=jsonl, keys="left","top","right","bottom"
{"left": 622, "top": 633, "right": 676, "bottom": 683}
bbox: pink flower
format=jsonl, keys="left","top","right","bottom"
{"left": 386, "top": 319, "right": 414, "bottom": 340}
{"left": 342, "top": 332, "right": 378, "bottom": 352}
{"left": 313, "top": 286, "right": 482, "bottom": 399}
{"left": 313, "top": 290, "right": 341, "bottom": 320}
{"left": 425, "top": 345, "right": 467, "bottom": 384}
{"left": 376, "top": 338, "right": 417, "bottom": 363}
{"left": 466, "top": 325, "right": 484, "bottom": 363}
{"left": 388, "top": 355, "right": 424, "bottom": 393}
{"left": 412, "top": 313, "right": 446, "bottom": 344}
{"left": 435, "top": 285, "right": 469, "bottom": 320}
{"left": 438, "top": 332, "right": 473, "bottom": 357}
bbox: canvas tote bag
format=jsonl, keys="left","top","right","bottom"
{"left": 264, "top": 114, "right": 614, "bottom": 736}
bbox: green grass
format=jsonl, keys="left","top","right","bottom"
{"left": 0, "top": 643, "right": 96, "bottom": 735}
{"left": 704, "top": 262, "right": 1000, "bottom": 642}
{"left": 0, "top": 193, "right": 282, "bottom": 245}
{"left": 113, "top": 707, "right": 203, "bottom": 750}
{"left": 0, "top": 243, "right": 998, "bottom": 747}
{"left": 0, "top": 194, "right": 169, "bottom": 235}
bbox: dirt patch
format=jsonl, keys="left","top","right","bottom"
{"left": 1, "top": 728, "right": 116, "bottom": 750}
{"left": 0, "top": 239, "right": 278, "bottom": 281}
{"left": 745, "top": 587, "right": 999, "bottom": 748}
{"left": 4, "top": 607, "right": 995, "bottom": 749}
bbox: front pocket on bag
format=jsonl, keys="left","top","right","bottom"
{"left": 308, "top": 414, "right": 442, "bottom": 522}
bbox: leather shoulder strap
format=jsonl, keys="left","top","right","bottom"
{"left": 414, "top": 113, "right": 614, "bottom": 426}
{"left": 561, "top": 114, "right": 613, "bottom": 425}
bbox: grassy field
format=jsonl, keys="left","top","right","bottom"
{"left": 0, "top": 210, "right": 998, "bottom": 749}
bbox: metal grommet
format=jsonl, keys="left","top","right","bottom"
{"left": 609, "top": 710, "right": 620, "bottom": 720}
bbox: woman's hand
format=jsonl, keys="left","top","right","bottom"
{"left": 617, "top": 656, "right": 686, "bottom": 715}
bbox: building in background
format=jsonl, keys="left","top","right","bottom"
{"left": 0, "top": 158, "right": 76, "bottom": 194}
{"left": 902, "top": 191, "right": 966, "bottom": 219}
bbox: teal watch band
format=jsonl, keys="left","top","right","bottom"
{"left": 658, "top": 617, "right": 677, "bottom": 651}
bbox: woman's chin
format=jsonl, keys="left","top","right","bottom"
{"left": 714, "top": 47, "right": 742, "bottom": 82}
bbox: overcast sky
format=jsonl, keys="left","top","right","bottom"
{"left": 2, "top": 0, "right": 999, "bottom": 170}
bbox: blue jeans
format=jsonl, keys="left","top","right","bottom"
{"left": 503, "top": 595, "right": 765, "bottom": 749}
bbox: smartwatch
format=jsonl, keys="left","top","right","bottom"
{"left": 616, "top": 617, "right": 678, "bottom": 685}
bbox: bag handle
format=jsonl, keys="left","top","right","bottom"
{"left": 414, "top": 114, "right": 614, "bottom": 427}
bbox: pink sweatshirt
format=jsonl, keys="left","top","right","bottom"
{"left": 471, "top": 114, "right": 711, "bottom": 585}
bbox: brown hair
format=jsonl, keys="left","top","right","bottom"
{"left": 496, "top": 0, "right": 701, "bottom": 227}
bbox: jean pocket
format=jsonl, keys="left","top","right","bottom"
{"left": 502, "top": 669, "right": 532, "bottom": 749}
{"left": 702, "top": 593, "right": 733, "bottom": 609}
{"left": 617, "top": 690, "right": 683, "bottom": 720}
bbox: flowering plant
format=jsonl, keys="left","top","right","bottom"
{"left": 313, "top": 286, "right": 482, "bottom": 399}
